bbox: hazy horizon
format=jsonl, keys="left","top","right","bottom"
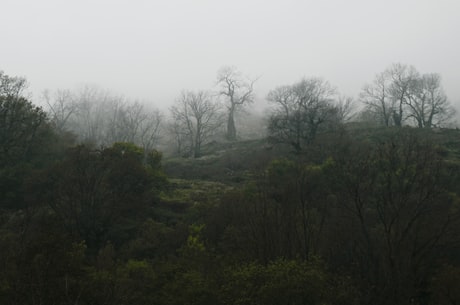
{"left": 3, "top": 0, "right": 460, "bottom": 112}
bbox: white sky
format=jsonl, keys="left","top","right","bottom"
{"left": 2, "top": 0, "right": 460, "bottom": 110}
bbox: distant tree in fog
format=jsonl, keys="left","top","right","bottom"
{"left": 217, "top": 66, "right": 257, "bottom": 141}
{"left": 336, "top": 95, "right": 356, "bottom": 122}
{"left": 106, "top": 100, "right": 163, "bottom": 153}
{"left": 267, "top": 77, "right": 339, "bottom": 152}
{"left": 42, "top": 89, "right": 78, "bottom": 134}
{"left": 360, "top": 68, "right": 396, "bottom": 127}
{"left": 71, "top": 86, "right": 113, "bottom": 144}
{"left": 170, "top": 90, "right": 223, "bottom": 158}
{"left": 360, "top": 63, "right": 455, "bottom": 127}
{"left": 43, "top": 86, "right": 163, "bottom": 150}
{"left": 405, "top": 73, "right": 455, "bottom": 128}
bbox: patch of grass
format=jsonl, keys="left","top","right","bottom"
{"left": 163, "top": 139, "right": 280, "bottom": 183}
{"left": 160, "top": 178, "right": 234, "bottom": 205}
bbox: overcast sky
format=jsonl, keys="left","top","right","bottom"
{"left": 2, "top": 0, "right": 460, "bottom": 110}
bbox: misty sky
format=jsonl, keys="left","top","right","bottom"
{"left": 2, "top": 0, "right": 460, "bottom": 111}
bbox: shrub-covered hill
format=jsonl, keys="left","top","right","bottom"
{"left": 2, "top": 120, "right": 459, "bottom": 305}
{"left": 156, "top": 125, "right": 460, "bottom": 305}
{"left": 162, "top": 138, "right": 282, "bottom": 184}
{"left": 163, "top": 124, "right": 460, "bottom": 185}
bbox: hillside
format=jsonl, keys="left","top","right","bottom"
{"left": 163, "top": 124, "right": 460, "bottom": 185}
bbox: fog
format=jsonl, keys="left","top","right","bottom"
{"left": 2, "top": 0, "right": 460, "bottom": 110}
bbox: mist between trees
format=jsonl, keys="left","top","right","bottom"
{"left": 31, "top": 64, "right": 458, "bottom": 158}
{"left": 1, "top": 65, "right": 460, "bottom": 305}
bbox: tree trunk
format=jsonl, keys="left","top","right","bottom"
{"left": 193, "top": 143, "right": 200, "bottom": 158}
{"left": 194, "top": 134, "right": 201, "bottom": 158}
{"left": 393, "top": 109, "right": 402, "bottom": 127}
{"left": 227, "top": 109, "right": 236, "bottom": 141}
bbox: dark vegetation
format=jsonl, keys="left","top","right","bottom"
{"left": 1, "top": 68, "right": 460, "bottom": 305}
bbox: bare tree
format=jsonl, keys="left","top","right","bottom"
{"left": 108, "top": 101, "right": 163, "bottom": 157}
{"left": 106, "top": 100, "right": 163, "bottom": 158}
{"left": 42, "top": 89, "right": 79, "bottom": 134}
{"left": 42, "top": 86, "right": 164, "bottom": 151}
{"left": 216, "top": 66, "right": 256, "bottom": 141}
{"left": 137, "top": 106, "right": 163, "bottom": 161}
{"left": 405, "top": 73, "right": 455, "bottom": 128}
{"left": 360, "top": 70, "right": 394, "bottom": 127}
{"left": 267, "top": 78, "right": 338, "bottom": 152}
{"left": 106, "top": 100, "right": 142, "bottom": 144}
{"left": 387, "top": 63, "right": 419, "bottom": 127}
{"left": 42, "top": 86, "right": 121, "bottom": 144}
{"left": 360, "top": 63, "right": 419, "bottom": 127}
{"left": 361, "top": 64, "right": 455, "bottom": 128}
{"left": 168, "top": 117, "right": 189, "bottom": 155}
{"left": 71, "top": 85, "right": 113, "bottom": 144}
{"left": 336, "top": 95, "right": 357, "bottom": 123}
{"left": 171, "top": 90, "right": 223, "bottom": 158}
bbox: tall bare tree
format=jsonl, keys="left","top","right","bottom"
{"left": 387, "top": 63, "right": 419, "bottom": 127}
{"left": 267, "top": 78, "right": 338, "bottom": 152}
{"left": 171, "top": 90, "right": 223, "bottom": 158}
{"left": 216, "top": 66, "right": 256, "bottom": 141}
{"left": 360, "top": 70, "right": 394, "bottom": 127}
{"left": 406, "top": 73, "right": 455, "bottom": 128}
{"left": 360, "top": 63, "right": 454, "bottom": 128}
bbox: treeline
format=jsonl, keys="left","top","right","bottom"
{"left": 1, "top": 69, "right": 460, "bottom": 305}
{"left": 39, "top": 64, "right": 457, "bottom": 158}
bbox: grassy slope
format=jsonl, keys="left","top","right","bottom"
{"left": 160, "top": 124, "right": 460, "bottom": 211}
{"left": 162, "top": 138, "right": 283, "bottom": 184}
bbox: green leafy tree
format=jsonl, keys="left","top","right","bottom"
{"left": 0, "top": 72, "right": 58, "bottom": 210}
{"left": 430, "top": 264, "right": 460, "bottom": 305}
{"left": 327, "top": 129, "right": 460, "bottom": 305}
{"left": 31, "top": 143, "right": 165, "bottom": 252}
{"left": 0, "top": 95, "right": 48, "bottom": 166}
{"left": 213, "top": 157, "right": 332, "bottom": 263}
{"left": 221, "top": 258, "right": 356, "bottom": 305}
{"left": 0, "top": 212, "right": 87, "bottom": 305}
{"left": 0, "top": 70, "right": 27, "bottom": 98}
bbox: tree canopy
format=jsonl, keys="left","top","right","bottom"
{"left": 1, "top": 68, "right": 459, "bottom": 305}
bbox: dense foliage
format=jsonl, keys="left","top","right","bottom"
{"left": 1, "top": 70, "right": 459, "bottom": 305}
